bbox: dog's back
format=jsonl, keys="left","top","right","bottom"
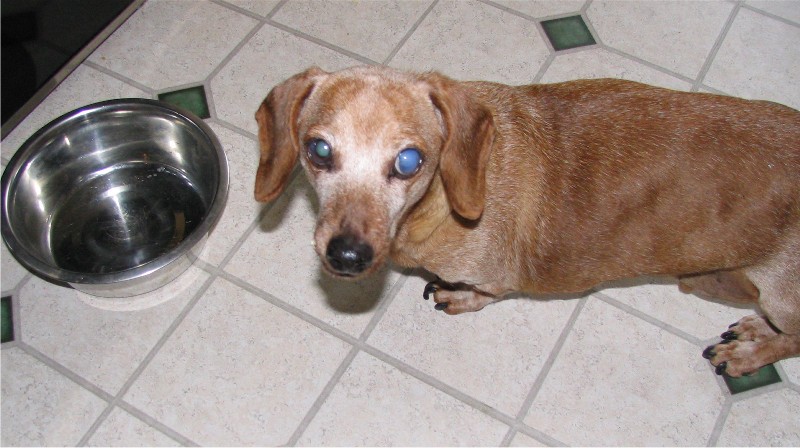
{"left": 462, "top": 79, "right": 800, "bottom": 295}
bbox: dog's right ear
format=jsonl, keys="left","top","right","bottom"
{"left": 255, "top": 67, "right": 325, "bottom": 202}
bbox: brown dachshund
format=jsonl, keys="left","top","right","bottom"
{"left": 254, "top": 66, "right": 800, "bottom": 377}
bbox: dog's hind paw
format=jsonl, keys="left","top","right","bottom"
{"left": 703, "top": 339, "right": 763, "bottom": 377}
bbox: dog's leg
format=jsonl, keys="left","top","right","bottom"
{"left": 703, "top": 314, "right": 800, "bottom": 377}
{"left": 423, "top": 278, "right": 505, "bottom": 314}
{"left": 678, "top": 270, "right": 760, "bottom": 304}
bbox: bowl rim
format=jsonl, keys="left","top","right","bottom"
{"left": 1, "top": 98, "right": 229, "bottom": 286}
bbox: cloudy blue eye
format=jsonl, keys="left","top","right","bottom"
{"left": 393, "top": 148, "right": 423, "bottom": 178}
{"left": 307, "top": 138, "right": 332, "bottom": 169}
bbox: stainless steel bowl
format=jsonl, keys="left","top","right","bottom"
{"left": 2, "top": 99, "right": 228, "bottom": 297}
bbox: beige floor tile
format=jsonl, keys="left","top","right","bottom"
{"left": 368, "top": 274, "right": 578, "bottom": 416}
{"left": 298, "top": 351, "right": 508, "bottom": 446}
{"left": 225, "top": 175, "right": 400, "bottom": 336}
{"left": 390, "top": 0, "right": 549, "bottom": 83}
{"left": 587, "top": 0, "right": 734, "bottom": 79}
{"left": 525, "top": 297, "right": 725, "bottom": 445}
{"left": 495, "top": 0, "right": 586, "bottom": 19}
{"left": 1, "top": 64, "right": 148, "bottom": 161}
{"left": 540, "top": 47, "right": 691, "bottom": 90}
{"left": 272, "top": 0, "right": 431, "bottom": 63}
{"left": 199, "top": 123, "right": 261, "bottom": 266}
{"left": 717, "top": 389, "right": 800, "bottom": 445}
{"left": 598, "top": 279, "right": 755, "bottom": 341}
{"left": 210, "top": 23, "right": 359, "bottom": 135}
{"left": 704, "top": 7, "right": 800, "bottom": 109}
{"left": 87, "top": 407, "right": 178, "bottom": 447}
{"left": 124, "top": 277, "right": 352, "bottom": 446}
{"left": 782, "top": 357, "right": 800, "bottom": 385}
{"left": 88, "top": 0, "right": 258, "bottom": 90}
{"left": 1, "top": 347, "right": 108, "bottom": 446}
{"left": 19, "top": 268, "right": 206, "bottom": 394}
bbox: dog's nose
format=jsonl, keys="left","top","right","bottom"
{"left": 325, "top": 235, "right": 374, "bottom": 275}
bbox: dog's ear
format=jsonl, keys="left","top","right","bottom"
{"left": 425, "top": 73, "right": 495, "bottom": 221}
{"left": 255, "top": 67, "right": 325, "bottom": 202}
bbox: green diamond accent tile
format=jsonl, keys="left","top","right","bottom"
{"left": 1, "top": 296, "right": 13, "bottom": 343}
{"left": 158, "top": 85, "right": 210, "bottom": 119}
{"left": 541, "top": 15, "right": 596, "bottom": 51}
{"left": 723, "top": 363, "right": 781, "bottom": 394}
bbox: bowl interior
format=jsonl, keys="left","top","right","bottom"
{"left": 3, "top": 100, "right": 224, "bottom": 280}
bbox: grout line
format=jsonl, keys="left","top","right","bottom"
{"left": 111, "top": 401, "right": 197, "bottom": 446}
{"left": 204, "top": 17, "right": 265, "bottom": 84}
{"left": 221, "top": 269, "right": 526, "bottom": 436}
{"left": 510, "top": 425, "right": 568, "bottom": 448}
{"left": 266, "top": 0, "right": 290, "bottom": 20}
{"left": 10, "top": 343, "right": 196, "bottom": 447}
{"left": 205, "top": 116, "right": 258, "bottom": 141}
{"left": 697, "top": 83, "right": 729, "bottom": 96}
{"left": 501, "top": 297, "right": 587, "bottom": 446}
{"left": 706, "top": 398, "right": 732, "bottom": 446}
{"left": 532, "top": 53, "right": 556, "bottom": 83}
{"left": 264, "top": 19, "right": 380, "bottom": 66}
{"left": 77, "top": 274, "right": 219, "bottom": 446}
{"left": 290, "top": 272, "right": 410, "bottom": 444}
{"left": 692, "top": 2, "right": 741, "bottom": 91}
{"left": 602, "top": 46, "right": 696, "bottom": 86}
{"left": 9, "top": 275, "right": 30, "bottom": 344}
{"left": 593, "top": 291, "right": 706, "bottom": 346}
{"left": 215, "top": 168, "right": 302, "bottom": 272}
{"left": 211, "top": 0, "right": 269, "bottom": 21}
{"left": 16, "top": 341, "right": 115, "bottom": 402}
{"left": 382, "top": 0, "right": 438, "bottom": 66}
{"left": 741, "top": 2, "right": 800, "bottom": 28}
{"left": 82, "top": 60, "right": 156, "bottom": 96}
{"left": 218, "top": 270, "right": 362, "bottom": 345}
{"left": 479, "top": 0, "right": 539, "bottom": 22}
{"left": 203, "top": 82, "right": 219, "bottom": 121}
{"left": 357, "top": 271, "right": 409, "bottom": 342}
{"left": 284, "top": 346, "right": 361, "bottom": 446}
{"left": 359, "top": 342, "right": 519, "bottom": 427}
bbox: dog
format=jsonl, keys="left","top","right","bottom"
{"left": 254, "top": 66, "right": 799, "bottom": 378}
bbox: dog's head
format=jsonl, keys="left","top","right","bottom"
{"left": 254, "top": 66, "right": 494, "bottom": 279}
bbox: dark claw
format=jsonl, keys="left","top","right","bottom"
{"left": 715, "top": 362, "right": 727, "bottom": 375}
{"left": 721, "top": 330, "right": 738, "bottom": 341}
{"left": 728, "top": 321, "right": 739, "bottom": 329}
{"left": 434, "top": 302, "right": 449, "bottom": 311}
{"left": 423, "top": 282, "right": 438, "bottom": 301}
{"left": 702, "top": 345, "right": 716, "bottom": 359}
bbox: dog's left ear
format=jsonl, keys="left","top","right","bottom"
{"left": 255, "top": 67, "right": 325, "bottom": 202}
{"left": 424, "top": 73, "right": 495, "bottom": 221}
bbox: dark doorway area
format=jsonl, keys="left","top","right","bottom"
{"left": 1, "top": 0, "right": 139, "bottom": 138}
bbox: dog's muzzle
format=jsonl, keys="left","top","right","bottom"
{"left": 325, "top": 234, "right": 374, "bottom": 276}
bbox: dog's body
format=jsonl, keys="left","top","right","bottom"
{"left": 255, "top": 66, "right": 800, "bottom": 377}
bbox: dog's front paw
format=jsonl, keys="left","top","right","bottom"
{"left": 422, "top": 279, "right": 496, "bottom": 315}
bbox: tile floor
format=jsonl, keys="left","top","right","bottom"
{"left": 2, "top": 0, "right": 800, "bottom": 445}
